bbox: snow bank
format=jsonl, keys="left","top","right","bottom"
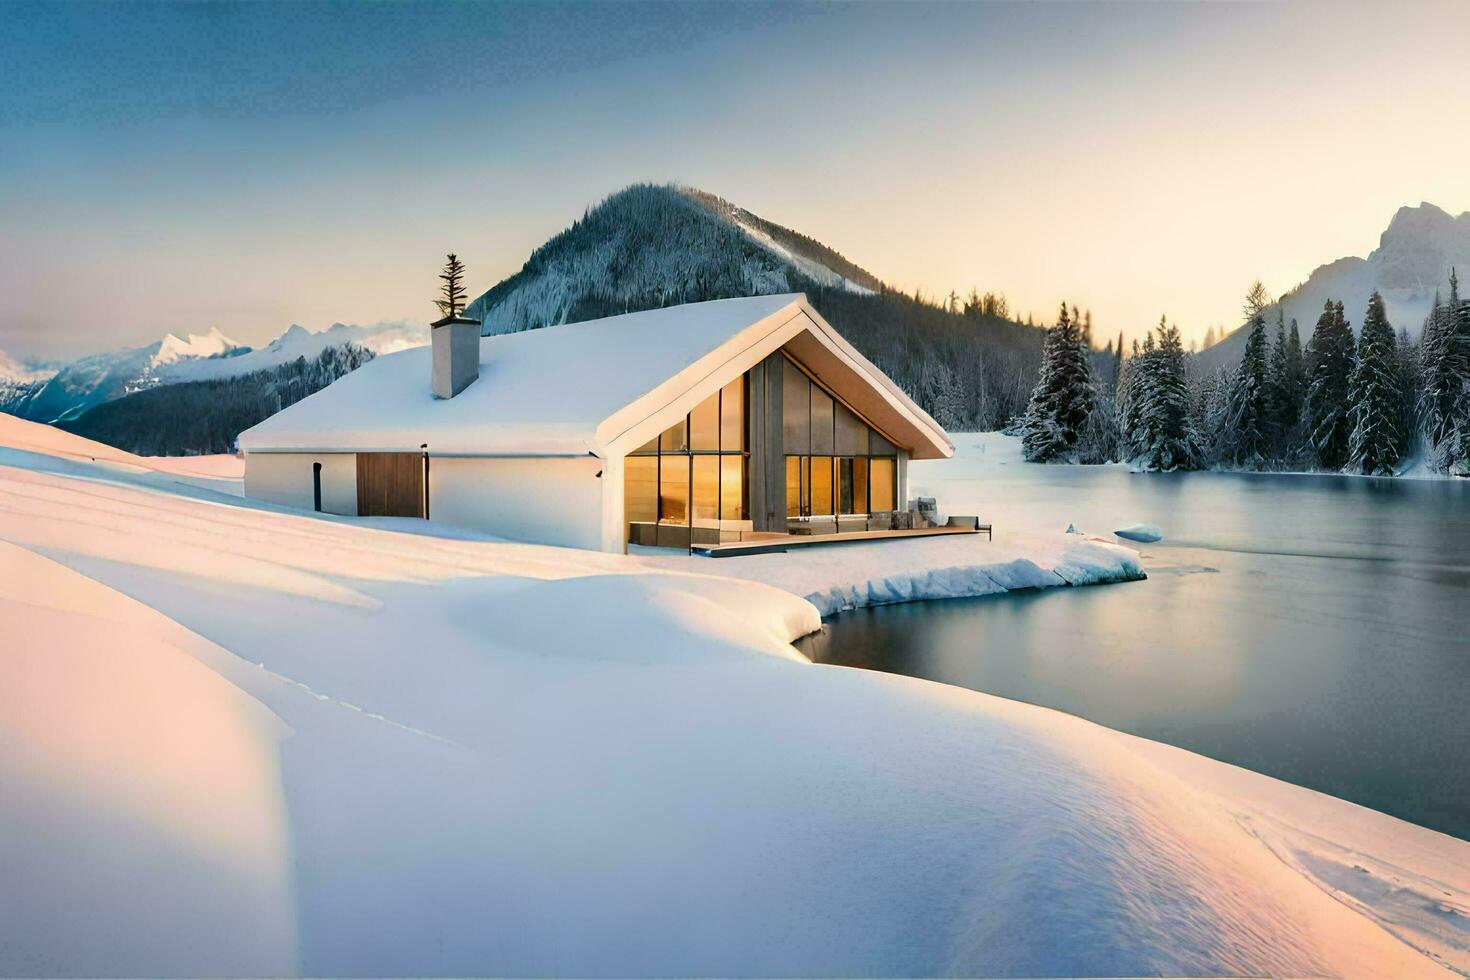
{"left": 637, "top": 530, "right": 1144, "bottom": 617}
{"left": 0, "top": 413, "right": 242, "bottom": 492}
{"left": 0, "top": 542, "right": 296, "bottom": 976}
{"left": 1, "top": 428, "right": 1466, "bottom": 977}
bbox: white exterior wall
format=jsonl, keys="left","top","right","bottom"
{"left": 244, "top": 452, "right": 358, "bottom": 515}
{"left": 428, "top": 456, "right": 606, "bottom": 551}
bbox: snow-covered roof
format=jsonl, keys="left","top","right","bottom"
{"left": 239, "top": 294, "right": 953, "bottom": 459}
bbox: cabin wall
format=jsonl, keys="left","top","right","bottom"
{"left": 428, "top": 455, "right": 604, "bottom": 550}
{"left": 244, "top": 452, "right": 357, "bottom": 515}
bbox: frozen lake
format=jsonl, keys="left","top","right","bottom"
{"left": 797, "top": 438, "right": 1470, "bottom": 840}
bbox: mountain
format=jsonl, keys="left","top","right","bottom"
{"left": 465, "top": 183, "right": 1043, "bottom": 429}
{"left": 60, "top": 343, "right": 377, "bottom": 456}
{"left": 0, "top": 348, "right": 57, "bottom": 419}
{"left": 153, "top": 326, "right": 243, "bottom": 367}
{"left": 2, "top": 320, "right": 425, "bottom": 424}
{"left": 1199, "top": 202, "right": 1470, "bottom": 371}
{"left": 17, "top": 342, "right": 162, "bottom": 423}
{"left": 158, "top": 320, "right": 426, "bottom": 383}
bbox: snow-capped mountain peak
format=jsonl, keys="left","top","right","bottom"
{"left": 152, "top": 326, "right": 241, "bottom": 367}
{"left": 0, "top": 347, "right": 56, "bottom": 384}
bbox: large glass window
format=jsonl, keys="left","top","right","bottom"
{"left": 720, "top": 456, "right": 744, "bottom": 521}
{"left": 810, "top": 456, "right": 833, "bottom": 517}
{"left": 692, "top": 455, "right": 719, "bottom": 522}
{"left": 837, "top": 457, "right": 855, "bottom": 514}
{"left": 690, "top": 393, "right": 719, "bottom": 452}
{"left": 660, "top": 417, "right": 687, "bottom": 453}
{"left": 660, "top": 454, "right": 689, "bottom": 525}
{"left": 781, "top": 356, "right": 900, "bottom": 521}
{"left": 627, "top": 377, "right": 748, "bottom": 545}
{"left": 720, "top": 378, "right": 745, "bottom": 452}
{"left": 626, "top": 456, "right": 658, "bottom": 527}
{"left": 870, "top": 457, "right": 896, "bottom": 513}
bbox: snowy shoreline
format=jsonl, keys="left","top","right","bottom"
{"left": 635, "top": 530, "right": 1146, "bottom": 618}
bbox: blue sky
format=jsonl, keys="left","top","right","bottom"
{"left": 3, "top": 1, "right": 1468, "bottom": 359}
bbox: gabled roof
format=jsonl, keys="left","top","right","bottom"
{"left": 238, "top": 294, "right": 953, "bottom": 460}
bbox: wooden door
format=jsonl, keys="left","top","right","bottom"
{"left": 356, "top": 452, "right": 425, "bottom": 518}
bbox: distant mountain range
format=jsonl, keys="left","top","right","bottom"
{"left": 1199, "top": 202, "right": 1470, "bottom": 371}
{"left": 0, "top": 320, "right": 427, "bottom": 426}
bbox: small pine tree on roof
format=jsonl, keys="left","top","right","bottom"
{"left": 435, "top": 253, "right": 469, "bottom": 320}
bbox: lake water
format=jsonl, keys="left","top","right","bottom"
{"left": 796, "top": 458, "right": 1470, "bottom": 840}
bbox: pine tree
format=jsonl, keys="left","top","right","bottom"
{"left": 1224, "top": 284, "right": 1272, "bottom": 466}
{"left": 435, "top": 253, "right": 469, "bottom": 319}
{"left": 1450, "top": 269, "right": 1470, "bottom": 473}
{"left": 1265, "top": 309, "right": 1291, "bottom": 455}
{"left": 1021, "top": 303, "right": 1095, "bottom": 462}
{"left": 1304, "top": 300, "right": 1355, "bottom": 469}
{"left": 1346, "top": 291, "right": 1403, "bottom": 475}
{"left": 923, "top": 358, "right": 967, "bottom": 430}
{"left": 1123, "top": 317, "right": 1197, "bottom": 470}
{"left": 1395, "top": 326, "right": 1421, "bottom": 455}
{"left": 1421, "top": 270, "right": 1470, "bottom": 472}
{"left": 1420, "top": 292, "right": 1454, "bottom": 446}
{"left": 1279, "top": 317, "right": 1306, "bottom": 456}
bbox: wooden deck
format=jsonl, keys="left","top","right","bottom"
{"left": 692, "top": 524, "right": 984, "bottom": 558}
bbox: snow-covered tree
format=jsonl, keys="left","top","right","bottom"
{"left": 1265, "top": 310, "right": 1306, "bottom": 457}
{"left": 1223, "top": 288, "right": 1272, "bottom": 466}
{"left": 922, "top": 359, "right": 967, "bottom": 431}
{"left": 1021, "top": 303, "right": 1095, "bottom": 462}
{"left": 1121, "top": 317, "right": 1198, "bottom": 471}
{"left": 1420, "top": 269, "right": 1470, "bottom": 473}
{"left": 1303, "top": 300, "right": 1355, "bottom": 470}
{"left": 1346, "top": 291, "right": 1403, "bottom": 475}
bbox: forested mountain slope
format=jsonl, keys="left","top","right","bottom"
{"left": 465, "top": 183, "right": 1045, "bottom": 429}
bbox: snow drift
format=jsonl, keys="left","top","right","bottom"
{"left": 0, "top": 418, "right": 1465, "bottom": 978}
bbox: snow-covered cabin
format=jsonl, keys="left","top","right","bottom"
{"left": 239, "top": 294, "right": 953, "bottom": 552}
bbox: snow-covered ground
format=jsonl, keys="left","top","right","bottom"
{"left": 2, "top": 418, "right": 1467, "bottom": 977}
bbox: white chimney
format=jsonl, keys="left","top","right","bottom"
{"left": 430, "top": 315, "right": 481, "bottom": 399}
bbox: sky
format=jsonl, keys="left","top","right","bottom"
{"left": 2, "top": 0, "right": 1468, "bottom": 361}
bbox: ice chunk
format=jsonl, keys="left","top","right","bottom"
{"left": 1115, "top": 524, "right": 1163, "bottom": 543}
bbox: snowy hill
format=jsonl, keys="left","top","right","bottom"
{"left": 1199, "top": 202, "right": 1470, "bottom": 371}
{"left": 1, "top": 420, "right": 1466, "bottom": 976}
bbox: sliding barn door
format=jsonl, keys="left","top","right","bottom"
{"left": 356, "top": 452, "right": 425, "bottom": 518}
